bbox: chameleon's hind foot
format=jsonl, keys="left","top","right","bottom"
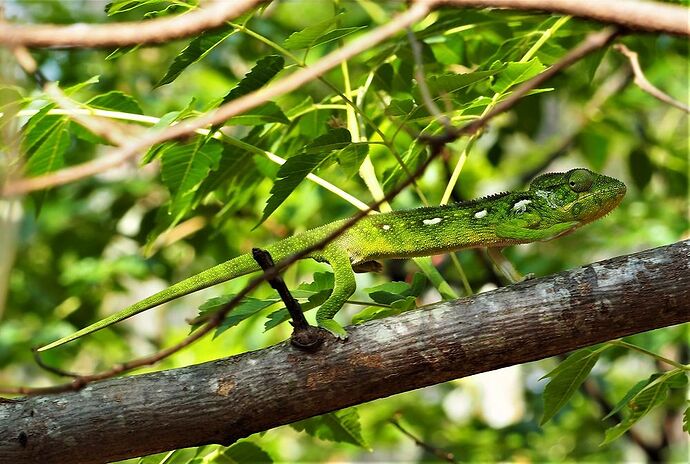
{"left": 318, "top": 319, "right": 349, "bottom": 340}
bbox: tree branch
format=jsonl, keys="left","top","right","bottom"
{"left": 433, "top": 0, "right": 690, "bottom": 36}
{"left": 2, "top": 240, "right": 688, "bottom": 463}
{"left": 0, "top": 0, "right": 263, "bottom": 48}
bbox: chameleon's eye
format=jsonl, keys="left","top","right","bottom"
{"left": 567, "top": 169, "right": 593, "bottom": 193}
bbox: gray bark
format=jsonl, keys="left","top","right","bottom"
{"left": 1, "top": 240, "right": 688, "bottom": 463}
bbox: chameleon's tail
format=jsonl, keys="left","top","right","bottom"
{"left": 38, "top": 253, "right": 260, "bottom": 351}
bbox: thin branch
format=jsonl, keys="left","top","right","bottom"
{"left": 389, "top": 415, "right": 457, "bottom": 463}
{"left": 431, "top": 0, "right": 690, "bottom": 36}
{"left": 0, "top": 27, "right": 617, "bottom": 396}
{"left": 614, "top": 43, "right": 690, "bottom": 113}
{"left": 1, "top": 1, "right": 435, "bottom": 197}
{"left": 0, "top": 0, "right": 263, "bottom": 48}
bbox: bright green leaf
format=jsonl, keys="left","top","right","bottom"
{"left": 193, "top": 295, "right": 280, "bottom": 338}
{"left": 218, "top": 441, "right": 273, "bottom": 463}
{"left": 25, "top": 121, "right": 70, "bottom": 176}
{"left": 87, "top": 90, "right": 143, "bottom": 114}
{"left": 491, "top": 58, "right": 546, "bottom": 93}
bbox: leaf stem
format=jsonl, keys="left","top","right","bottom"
{"left": 611, "top": 340, "right": 690, "bottom": 371}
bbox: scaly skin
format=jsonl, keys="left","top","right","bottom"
{"left": 39, "top": 168, "right": 626, "bottom": 350}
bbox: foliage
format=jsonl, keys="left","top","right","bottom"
{"left": 0, "top": 0, "right": 688, "bottom": 463}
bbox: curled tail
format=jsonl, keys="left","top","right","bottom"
{"left": 39, "top": 253, "right": 260, "bottom": 351}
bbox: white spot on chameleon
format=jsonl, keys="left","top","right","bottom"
{"left": 423, "top": 217, "right": 442, "bottom": 225}
{"left": 535, "top": 189, "right": 558, "bottom": 208}
{"left": 474, "top": 209, "right": 488, "bottom": 219}
{"left": 382, "top": 224, "right": 391, "bottom": 231}
{"left": 512, "top": 199, "right": 532, "bottom": 213}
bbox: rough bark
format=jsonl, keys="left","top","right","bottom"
{"left": 1, "top": 240, "right": 688, "bottom": 463}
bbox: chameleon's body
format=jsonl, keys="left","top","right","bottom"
{"left": 40, "top": 168, "right": 626, "bottom": 350}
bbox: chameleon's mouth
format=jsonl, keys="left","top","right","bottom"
{"left": 565, "top": 183, "right": 626, "bottom": 220}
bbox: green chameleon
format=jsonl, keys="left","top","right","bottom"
{"left": 39, "top": 168, "right": 625, "bottom": 350}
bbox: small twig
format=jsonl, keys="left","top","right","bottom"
{"left": 251, "top": 248, "right": 324, "bottom": 351}
{"left": 31, "top": 349, "right": 80, "bottom": 379}
{"left": 614, "top": 43, "right": 689, "bottom": 113}
{"left": 389, "top": 415, "right": 457, "bottom": 463}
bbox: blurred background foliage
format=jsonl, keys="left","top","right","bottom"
{"left": 0, "top": 1, "right": 688, "bottom": 462}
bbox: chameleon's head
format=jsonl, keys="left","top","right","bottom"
{"left": 529, "top": 168, "right": 626, "bottom": 225}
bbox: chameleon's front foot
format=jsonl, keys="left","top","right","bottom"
{"left": 318, "top": 319, "right": 349, "bottom": 340}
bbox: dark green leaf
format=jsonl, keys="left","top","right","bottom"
{"left": 541, "top": 346, "right": 608, "bottom": 425}
{"left": 220, "top": 55, "right": 285, "bottom": 106}
{"left": 424, "top": 68, "right": 501, "bottom": 95}
{"left": 156, "top": 25, "right": 236, "bottom": 87}
{"left": 311, "top": 26, "right": 367, "bottom": 48}
{"left": 291, "top": 408, "right": 368, "bottom": 449}
{"left": 220, "top": 441, "right": 273, "bottom": 463}
{"left": 259, "top": 129, "right": 351, "bottom": 224}
{"left": 193, "top": 295, "right": 279, "bottom": 338}
{"left": 629, "top": 147, "right": 654, "bottom": 191}
{"left": 335, "top": 142, "right": 368, "bottom": 176}
{"left": 224, "top": 102, "right": 289, "bottom": 126}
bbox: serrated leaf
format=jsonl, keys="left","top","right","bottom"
{"left": 603, "top": 375, "right": 659, "bottom": 420}
{"left": 161, "top": 138, "right": 222, "bottom": 219}
{"left": 335, "top": 142, "right": 368, "bottom": 176}
{"left": 105, "top": 45, "right": 140, "bottom": 61}
{"left": 219, "top": 442, "right": 273, "bottom": 463}
{"left": 352, "top": 295, "right": 417, "bottom": 325}
{"left": 193, "top": 295, "right": 279, "bottom": 338}
{"left": 541, "top": 346, "right": 608, "bottom": 425}
{"left": 221, "top": 55, "right": 285, "bottom": 105}
{"left": 87, "top": 90, "right": 143, "bottom": 114}
{"left": 259, "top": 129, "right": 351, "bottom": 224}
{"left": 310, "top": 26, "right": 367, "bottom": 48}
{"left": 264, "top": 272, "right": 334, "bottom": 331}
{"left": 224, "top": 102, "right": 289, "bottom": 126}
{"left": 491, "top": 58, "right": 545, "bottom": 93}
{"left": 291, "top": 408, "right": 368, "bottom": 449}
{"left": 105, "top": 0, "right": 166, "bottom": 15}
{"left": 424, "top": 68, "right": 501, "bottom": 95}
{"left": 156, "top": 24, "right": 236, "bottom": 87}
{"left": 21, "top": 105, "right": 62, "bottom": 153}
{"left": 683, "top": 404, "right": 689, "bottom": 433}
{"left": 601, "top": 371, "right": 687, "bottom": 445}
{"left": 25, "top": 121, "right": 70, "bottom": 176}
{"left": 283, "top": 15, "right": 340, "bottom": 50}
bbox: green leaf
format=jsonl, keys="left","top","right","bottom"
{"left": 156, "top": 25, "right": 236, "bottom": 87}
{"left": 283, "top": 15, "right": 340, "bottom": 50}
{"left": 220, "top": 55, "right": 285, "bottom": 105}
{"left": 291, "top": 408, "right": 368, "bottom": 449}
{"left": 264, "top": 272, "right": 334, "bottom": 331}
{"left": 218, "top": 442, "right": 273, "bottom": 463}
{"left": 25, "top": 121, "right": 71, "bottom": 176}
{"left": 160, "top": 138, "right": 223, "bottom": 219}
{"left": 351, "top": 296, "right": 417, "bottom": 325}
{"left": 683, "top": 403, "right": 689, "bottom": 434}
{"left": 224, "top": 102, "right": 289, "bottom": 126}
{"left": 105, "top": 0, "right": 167, "bottom": 15}
{"left": 310, "top": 26, "right": 367, "bottom": 48}
{"left": 424, "top": 69, "right": 501, "bottom": 95}
{"left": 491, "top": 58, "right": 545, "bottom": 93}
{"left": 21, "top": 105, "right": 62, "bottom": 153}
{"left": 541, "top": 346, "right": 608, "bottom": 425}
{"left": 335, "top": 142, "right": 368, "bottom": 176}
{"left": 193, "top": 295, "right": 280, "bottom": 338}
{"left": 629, "top": 147, "right": 654, "bottom": 191}
{"left": 601, "top": 371, "right": 687, "bottom": 445}
{"left": 259, "top": 129, "right": 351, "bottom": 224}
{"left": 105, "top": 45, "right": 140, "bottom": 61}
{"left": 87, "top": 90, "right": 143, "bottom": 114}
{"left": 603, "top": 375, "right": 658, "bottom": 420}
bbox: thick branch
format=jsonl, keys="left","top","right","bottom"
{"left": 2, "top": 240, "right": 688, "bottom": 463}
{"left": 434, "top": 0, "right": 690, "bottom": 36}
{"left": 0, "top": 0, "right": 263, "bottom": 48}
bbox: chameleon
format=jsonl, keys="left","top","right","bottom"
{"left": 39, "top": 168, "right": 626, "bottom": 350}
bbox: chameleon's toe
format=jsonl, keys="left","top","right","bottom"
{"left": 521, "top": 272, "right": 536, "bottom": 281}
{"left": 318, "top": 319, "right": 349, "bottom": 340}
